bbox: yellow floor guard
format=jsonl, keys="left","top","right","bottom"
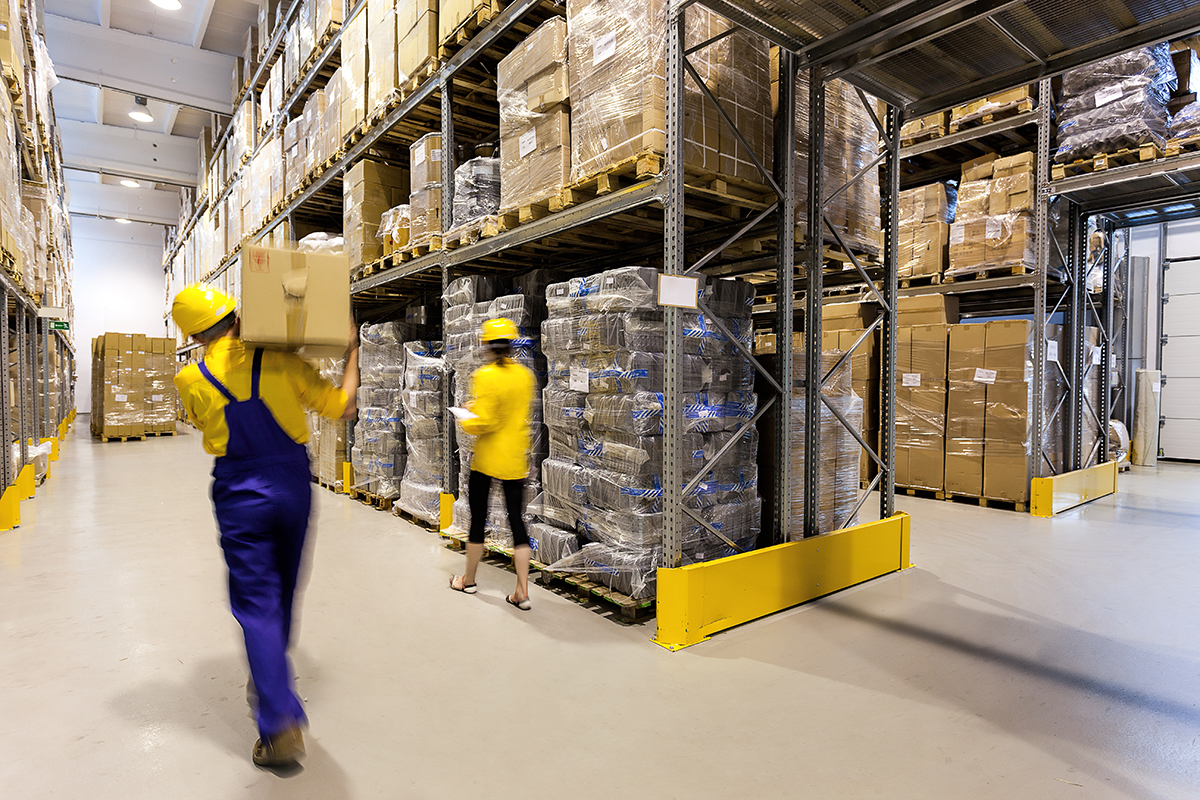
{"left": 654, "top": 512, "right": 911, "bottom": 650}
{"left": 1030, "top": 461, "right": 1118, "bottom": 517}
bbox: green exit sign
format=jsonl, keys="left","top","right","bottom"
{"left": 49, "top": 321, "right": 69, "bottom": 330}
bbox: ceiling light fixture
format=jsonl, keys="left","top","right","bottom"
{"left": 115, "top": 217, "right": 133, "bottom": 225}
{"left": 150, "top": 0, "right": 183, "bottom": 10}
{"left": 120, "top": 179, "right": 141, "bottom": 188}
{"left": 129, "top": 96, "right": 154, "bottom": 123}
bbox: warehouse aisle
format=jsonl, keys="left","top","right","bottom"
{"left": 3, "top": 422, "right": 1199, "bottom": 799}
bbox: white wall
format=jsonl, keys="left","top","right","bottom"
{"left": 71, "top": 216, "right": 169, "bottom": 413}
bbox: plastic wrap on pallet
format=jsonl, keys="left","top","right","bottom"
{"left": 445, "top": 275, "right": 501, "bottom": 308}
{"left": 1056, "top": 44, "right": 1176, "bottom": 163}
{"left": 449, "top": 157, "right": 501, "bottom": 231}
{"left": 1172, "top": 99, "right": 1200, "bottom": 138}
{"left": 529, "top": 521, "right": 584, "bottom": 565}
{"left": 793, "top": 73, "right": 882, "bottom": 258}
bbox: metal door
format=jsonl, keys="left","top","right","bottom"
{"left": 1161, "top": 254, "right": 1200, "bottom": 460}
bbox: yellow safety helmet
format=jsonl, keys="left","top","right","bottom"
{"left": 481, "top": 317, "right": 518, "bottom": 342}
{"left": 172, "top": 283, "right": 237, "bottom": 338}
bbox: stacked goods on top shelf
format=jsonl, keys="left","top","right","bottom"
{"left": 498, "top": 17, "right": 571, "bottom": 213}
{"left": 898, "top": 183, "right": 956, "bottom": 282}
{"left": 408, "top": 133, "right": 443, "bottom": 249}
{"left": 368, "top": 0, "right": 439, "bottom": 115}
{"left": 532, "top": 268, "right": 761, "bottom": 599}
{"left": 344, "top": 160, "right": 408, "bottom": 270}
{"left": 1168, "top": 42, "right": 1200, "bottom": 116}
{"left": 566, "top": 0, "right": 771, "bottom": 184}
{"left": 398, "top": 339, "right": 447, "bottom": 524}
{"left": 353, "top": 322, "right": 409, "bottom": 499}
{"left": 949, "top": 85, "right": 1033, "bottom": 132}
{"left": 783, "top": 70, "right": 882, "bottom": 258}
{"left": 947, "top": 152, "right": 1035, "bottom": 279}
{"left": 1056, "top": 44, "right": 1176, "bottom": 164}
{"left": 899, "top": 111, "right": 949, "bottom": 145}
{"left": 90, "top": 334, "right": 178, "bottom": 440}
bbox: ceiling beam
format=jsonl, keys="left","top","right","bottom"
{"left": 98, "top": 0, "right": 111, "bottom": 28}
{"left": 58, "top": 119, "right": 199, "bottom": 186}
{"left": 192, "top": 0, "right": 220, "bottom": 49}
{"left": 66, "top": 181, "right": 182, "bottom": 226}
{"left": 44, "top": 14, "right": 234, "bottom": 114}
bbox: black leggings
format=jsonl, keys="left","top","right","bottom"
{"left": 467, "top": 470, "right": 529, "bottom": 547}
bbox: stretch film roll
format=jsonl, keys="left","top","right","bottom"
{"left": 1132, "top": 369, "right": 1160, "bottom": 466}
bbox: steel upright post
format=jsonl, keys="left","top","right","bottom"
{"left": 16, "top": 308, "right": 27, "bottom": 469}
{"left": 1031, "top": 77, "right": 1052, "bottom": 482}
{"left": 1066, "top": 203, "right": 1085, "bottom": 472}
{"left": 42, "top": 319, "right": 51, "bottom": 438}
{"left": 879, "top": 103, "right": 900, "bottom": 520}
{"left": 441, "top": 73, "right": 457, "bottom": 497}
{"left": 803, "top": 70, "right": 825, "bottom": 537}
{"left": 1, "top": 290, "right": 9, "bottom": 489}
{"left": 662, "top": 1, "right": 687, "bottom": 566}
{"left": 773, "top": 49, "right": 797, "bottom": 543}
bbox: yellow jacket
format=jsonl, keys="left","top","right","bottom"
{"left": 174, "top": 337, "right": 348, "bottom": 456}
{"left": 461, "top": 359, "right": 535, "bottom": 480}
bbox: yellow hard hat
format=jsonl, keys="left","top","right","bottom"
{"left": 172, "top": 283, "right": 237, "bottom": 337}
{"left": 481, "top": 317, "right": 518, "bottom": 342}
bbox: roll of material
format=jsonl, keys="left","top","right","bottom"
{"left": 1108, "top": 419, "right": 1130, "bottom": 466}
{"left": 1132, "top": 369, "right": 1161, "bottom": 466}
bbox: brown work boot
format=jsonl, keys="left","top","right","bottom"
{"left": 252, "top": 724, "right": 305, "bottom": 767}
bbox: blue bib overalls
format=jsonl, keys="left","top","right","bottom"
{"left": 198, "top": 348, "right": 311, "bottom": 738}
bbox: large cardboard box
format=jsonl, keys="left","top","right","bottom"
{"left": 896, "top": 324, "right": 948, "bottom": 491}
{"left": 367, "top": 0, "right": 398, "bottom": 114}
{"left": 398, "top": 0, "right": 438, "bottom": 83}
{"left": 410, "top": 132, "right": 442, "bottom": 189}
{"left": 982, "top": 320, "right": 1033, "bottom": 503}
{"left": 344, "top": 160, "right": 408, "bottom": 267}
{"left": 340, "top": 9, "right": 368, "bottom": 141}
{"left": 239, "top": 245, "right": 352, "bottom": 358}
{"left": 897, "top": 295, "right": 959, "bottom": 326}
{"left": 822, "top": 301, "right": 875, "bottom": 331}
{"left": 944, "top": 323, "right": 987, "bottom": 496}
{"left": 500, "top": 107, "right": 571, "bottom": 212}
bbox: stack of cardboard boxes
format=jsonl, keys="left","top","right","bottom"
{"left": 821, "top": 302, "right": 879, "bottom": 483}
{"left": 91, "top": 334, "right": 178, "bottom": 440}
{"left": 498, "top": 17, "right": 571, "bottom": 213}
{"left": 408, "top": 133, "right": 443, "bottom": 248}
{"left": 949, "top": 152, "right": 1035, "bottom": 278}
{"left": 899, "top": 183, "right": 955, "bottom": 281}
{"left": 343, "top": 160, "right": 408, "bottom": 270}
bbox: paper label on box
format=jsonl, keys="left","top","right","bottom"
{"left": 1046, "top": 340, "right": 1058, "bottom": 363}
{"left": 518, "top": 128, "right": 537, "bottom": 158}
{"left": 569, "top": 366, "right": 589, "bottom": 393}
{"left": 115, "top": 394, "right": 127, "bottom": 402}
{"left": 985, "top": 218, "right": 1002, "bottom": 239}
{"left": 973, "top": 367, "right": 997, "bottom": 384}
{"left": 593, "top": 31, "right": 617, "bottom": 66}
{"left": 1093, "top": 346, "right": 1103, "bottom": 365}
{"left": 431, "top": 149, "right": 441, "bottom": 162}
{"left": 902, "top": 372, "right": 921, "bottom": 387}
{"left": 658, "top": 274, "right": 699, "bottom": 309}
{"left": 152, "top": 394, "right": 164, "bottom": 402}
{"left": 1094, "top": 85, "right": 1123, "bottom": 107}
{"left": 950, "top": 224, "right": 965, "bottom": 245}
{"left": 1152, "top": 381, "right": 1161, "bottom": 392}
{"left": 413, "top": 146, "right": 424, "bottom": 165}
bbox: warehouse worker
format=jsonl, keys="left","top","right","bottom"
{"left": 449, "top": 318, "right": 536, "bottom": 610}
{"left": 171, "top": 283, "right": 359, "bottom": 768}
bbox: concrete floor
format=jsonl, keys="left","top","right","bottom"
{"left": 2, "top": 419, "right": 1199, "bottom": 799}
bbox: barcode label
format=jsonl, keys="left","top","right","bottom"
{"left": 519, "top": 128, "right": 537, "bottom": 158}
{"left": 593, "top": 31, "right": 617, "bottom": 65}
{"left": 902, "top": 373, "right": 921, "bottom": 387}
{"left": 973, "top": 368, "right": 997, "bottom": 384}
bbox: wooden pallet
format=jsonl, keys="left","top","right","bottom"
{"left": 144, "top": 429, "right": 177, "bottom": 437}
{"left": 442, "top": 218, "right": 502, "bottom": 249}
{"left": 396, "top": 507, "right": 440, "bottom": 531}
{"left": 900, "top": 273, "right": 941, "bottom": 289}
{"left": 396, "top": 237, "right": 442, "bottom": 261}
{"left": 1051, "top": 142, "right": 1165, "bottom": 180}
{"left": 551, "top": 150, "right": 664, "bottom": 213}
{"left": 350, "top": 488, "right": 395, "bottom": 511}
{"left": 1165, "top": 133, "right": 1200, "bottom": 158}
{"left": 898, "top": 486, "right": 1027, "bottom": 513}
{"left": 899, "top": 127, "right": 945, "bottom": 148}
{"left": 438, "top": 0, "right": 504, "bottom": 59}
{"left": 98, "top": 435, "right": 146, "bottom": 443}
{"left": 316, "top": 478, "right": 340, "bottom": 493}
{"left": 943, "top": 262, "right": 1033, "bottom": 283}
{"left": 440, "top": 529, "right": 654, "bottom": 620}
{"left": 949, "top": 98, "right": 1034, "bottom": 133}
{"left": 494, "top": 196, "right": 555, "bottom": 232}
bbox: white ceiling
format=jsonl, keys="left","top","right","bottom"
{"left": 43, "top": 0, "right": 259, "bottom": 226}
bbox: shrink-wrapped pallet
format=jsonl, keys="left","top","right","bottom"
{"left": 397, "top": 339, "right": 445, "bottom": 521}
{"left": 354, "top": 322, "right": 410, "bottom": 499}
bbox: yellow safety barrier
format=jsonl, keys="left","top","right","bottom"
{"left": 341, "top": 462, "right": 353, "bottom": 494}
{"left": 1030, "top": 461, "right": 1118, "bottom": 517}
{"left": 440, "top": 493, "right": 455, "bottom": 531}
{"left": 16, "top": 464, "right": 34, "bottom": 501}
{"left": 40, "top": 437, "right": 59, "bottom": 462}
{"left": 654, "top": 513, "right": 912, "bottom": 650}
{"left": 0, "top": 485, "right": 20, "bottom": 531}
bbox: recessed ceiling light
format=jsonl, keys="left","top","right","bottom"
{"left": 120, "top": 179, "right": 141, "bottom": 188}
{"left": 129, "top": 96, "right": 154, "bottom": 123}
{"left": 150, "top": 0, "right": 183, "bottom": 10}
{"left": 115, "top": 218, "right": 132, "bottom": 224}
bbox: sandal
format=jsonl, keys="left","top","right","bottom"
{"left": 450, "top": 575, "right": 477, "bottom": 594}
{"left": 506, "top": 594, "right": 532, "bottom": 611}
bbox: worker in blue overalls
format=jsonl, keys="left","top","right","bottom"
{"left": 171, "top": 284, "right": 359, "bottom": 767}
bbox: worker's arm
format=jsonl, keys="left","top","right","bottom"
{"left": 339, "top": 340, "right": 360, "bottom": 420}
{"left": 460, "top": 370, "right": 502, "bottom": 435}
{"left": 172, "top": 370, "right": 202, "bottom": 429}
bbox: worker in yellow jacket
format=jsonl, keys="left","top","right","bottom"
{"left": 171, "top": 284, "right": 359, "bottom": 767}
{"left": 449, "top": 318, "right": 536, "bottom": 610}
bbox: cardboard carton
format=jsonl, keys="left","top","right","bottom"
{"left": 239, "top": 245, "right": 351, "bottom": 358}
{"left": 897, "top": 295, "right": 959, "bottom": 326}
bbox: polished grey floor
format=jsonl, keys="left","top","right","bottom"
{"left": 2, "top": 419, "right": 1199, "bottom": 799}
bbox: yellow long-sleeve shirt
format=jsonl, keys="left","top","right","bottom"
{"left": 174, "top": 337, "right": 348, "bottom": 457}
{"left": 460, "top": 359, "right": 535, "bottom": 480}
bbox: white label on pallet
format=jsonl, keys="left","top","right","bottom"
{"left": 985, "top": 217, "right": 1002, "bottom": 239}
{"left": 114, "top": 394, "right": 127, "bottom": 402}
{"left": 413, "top": 146, "right": 425, "bottom": 165}
{"left": 519, "top": 128, "right": 537, "bottom": 158}
{"left": 431, "top": 149, "right": 442, "bottom": 163}
{"left": 569, "top": 366, "right": 589, "bottom": 393}
{"left": 151, "top": 394, "right": 164, "bottom": 402}
{"left": 593, "top": 31, "right": 617, "bottom": 66}
{"left": 1093, "top": 346, "right": 1103, "bottom": 365}
{"left": 950, "top": 223, "right": 965, "bottom": 245}
{"left": 973, "top": 367, "right": 997, "bottom": 384}
{"left": 902, "top": 372, "right": 921, "bottom": 387}
{"left": 1047, "top": 339, "right": 1058, "bottom": 363}
{"left": 1095, "top": 85, "right": 1123, "bottom": 107}
{"left": 1152, "top": 381, "right": 1161, "bottom": 392}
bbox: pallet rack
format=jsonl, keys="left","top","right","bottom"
{"left": 164, "top": 0, "right": 1200, "bottom": 642}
